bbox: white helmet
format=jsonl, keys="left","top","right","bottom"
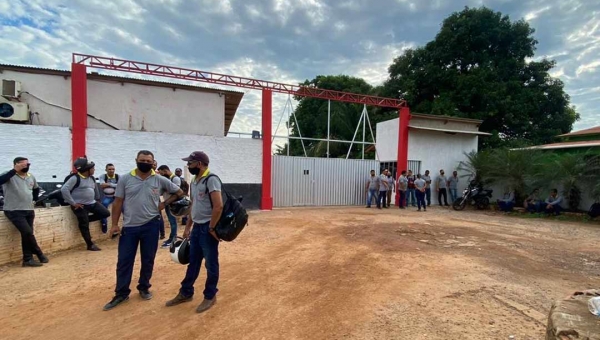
{"left": 169, "top": 237, "right": 190, "bottom": 265}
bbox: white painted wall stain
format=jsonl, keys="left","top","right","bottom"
{"left": 0, "top": 124, "right": 71, "bottom": 182}
{"left": 2, "top": 70, "right": 225, "bottom": 136}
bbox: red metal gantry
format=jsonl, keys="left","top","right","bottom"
{"left": 70, "top": 53, "right": 411, "bottom": 210}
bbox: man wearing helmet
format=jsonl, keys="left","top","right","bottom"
{"left": 103, "top": 150, "right": 184, "bottom": 311}
{"left": 165, "top": 151, "right": 223, "bottom": 314}
{"left": 61, "top": 157, "right": 110, "bottom": 251}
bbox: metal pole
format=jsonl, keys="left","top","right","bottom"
{"left": 362, "top": 105, "right": 366, "bottom": 160}
{"left": 364, "top": 107, "right": 380, "bottom": 161}
{"left": 327, "top": 100, "right": 331, "bottom": 158}
{"left": 273, "top": 96, "right": 290, "bottom": 144}
{"left": 286, "top": 119, "right": 290, "bottom": 156}
{"left": 346, "top": 109, "right": 364, "bottom": 159}
{"left": 288, "top": 99, "right": 307, "bottom": 157}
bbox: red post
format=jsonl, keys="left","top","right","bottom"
{"left": 395, "top": 106, "right": 411, "bottom": 206}
{"left": 260, "top": 89, "right": 273, "bottom": 210}
{"left": 71, "top": 63, "right": 87, "bottom": 162}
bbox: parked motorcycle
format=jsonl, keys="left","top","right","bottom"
{"left": 452, "top": 178, "right": 493, "bottom": 211}
{"left": 35, "top": 184, "right": 64, "bottom": 207}
{"left": 0, "top": 186, "right": 4, "bottom": 210}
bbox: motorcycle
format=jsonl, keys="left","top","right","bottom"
{"left": 452, "top": 178, "right": 493, "bottom": 211}
{"left": 0, "top": 186, "right": 4, "bottom": 210}
{"left": 35, "top": 184, "right": 64, "bottom": 207}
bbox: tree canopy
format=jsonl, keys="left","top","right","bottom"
{"left": 381, "top": 6, "right": 578, "bottom": 149}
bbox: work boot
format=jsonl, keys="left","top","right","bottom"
{"left": 196, "top": 297, "right": 216, "bottom": 313}
{"left": 87, "top": 244, "right": 101, "bottom": 251}
{"left": 37, "top": 254, "right": 49, "bottom": 263}
{"left": 22, "top": 259, "right": 43, "bottom": 267}
{"left": 139, "top": 290, "right": 153, "bottom": 300}
{"left": 103, "top": 296, "right": 129, "bottom": 311}
{"left": 165, "top": 293, "right": 193, "bottom": 307}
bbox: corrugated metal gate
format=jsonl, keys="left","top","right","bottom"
{"left": 272, "top": 156, "right": 380, "bottom": 207}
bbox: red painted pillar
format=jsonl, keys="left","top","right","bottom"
{"left": 71, "top": 63, "right": 87, "bottom": 162}
{"left": 260, "top": 89, "right": 273, "bottom": 210}
{"left": 395, "top": 106, "right": 411, "bottom": 206}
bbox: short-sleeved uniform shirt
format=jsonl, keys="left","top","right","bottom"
{"left": 379, "top": 174, "right": 388, "bottom": 191}
{"left": 115, "top": 169, "right": 180, "bottom": 227}
{"left": 448, "top": 176, "right": 459, "bottom": 190}
{"left": 436, "top": 175, "right": 448, "bottom": 190}
{"left": 414, "top": 178, "right": 426, "bottom": 191}
{"left": 163, "top": 174, "right": 182, "bottom": 201}
{"left": 368, "top": 176, "right": 380, "bottom": 190}
{"left": 397, "top": 176, "right": 408, "bottom": 192}
{"left": 190, "top": 170, "right": 222, "bottom": 224}
{"left": 422, "top": 175, "right": 431, "bottom": 189}
{"left": 1, "top": 172, "right": 38, "bottom": 211}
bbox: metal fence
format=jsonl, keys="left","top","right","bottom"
{"left": 272, "top": 156, "right": 380, "bottom": 207}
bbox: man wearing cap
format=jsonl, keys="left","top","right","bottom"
{"left": 61, "top": 157, "right": 110, "bottom": 251}
{"left": 1, "top": 157, "right": 48, "bottom": 267}
{"left": 157, "top": 165, "right": 182, "bottom": 248}
{"left": 166, "top": 151, "right": 223, "bottom": 314}
{"left": 103, "top": 150, "right": 184, "bottom": 311}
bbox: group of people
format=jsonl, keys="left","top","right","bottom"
{"left": 366, "top": 168, "right": 460, "bottom": 210}
{"left": 1, "top": 150, "right": 226, "bottom": 314}
{"left": 497, "top": 188, "right": 564, "bottom": 215}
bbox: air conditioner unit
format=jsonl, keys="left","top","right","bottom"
{"left": 0, "top": 98, "right": 29, "bottom": 122}
{"left": 1, "top": 80, "right": 22, "bottom": 97}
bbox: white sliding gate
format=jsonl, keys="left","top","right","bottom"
{"left": 272, "top": 156, "right": 380, "bottom": 207}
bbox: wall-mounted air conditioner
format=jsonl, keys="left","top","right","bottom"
{"left": 0, "top": 97, "right": 29, "bottom": 122}
{"left": 1, "top": 80, "right": 22, "bottom": 98}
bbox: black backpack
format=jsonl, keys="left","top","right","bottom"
{"left": 55, "top": 173, "right": 94, "bottom": 206}
{"left": 203, "top": 174, "right": 248, "bottom": 242}
{"left": 102, "top": 173, "right": 119, "bottom": 183}
{"left": 589, "top": 203, "right": 600, "bottom": 219}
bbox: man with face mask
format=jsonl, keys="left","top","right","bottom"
{"left": 0, "top": 157, "right": 48, "bottom": 267}
{"left": 435, "top": 169, "right": 449, "bottom": 207}
{"left": 153, "top": 160, "right": 165, "bottom": 239}
{"left": 157, "top": 165, "right": 182, "bottom": 248}
{"left": 103, "top": 150, "right": 184, "bottom": 311}
{"left": 61, "top": 157, "right": 110, "bottom": 251}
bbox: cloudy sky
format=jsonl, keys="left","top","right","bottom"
{"left": 1, "top": 0, "right": 599, "bottom": 137}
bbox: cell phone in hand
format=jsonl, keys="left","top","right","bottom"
{"left": 111, "top": 232, "right": 120, "bottom": 239}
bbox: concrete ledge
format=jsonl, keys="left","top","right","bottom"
{"left": 0, "top": 207, "right": 110, "bottom": 265}
{"left": 546, "top": 289, "right": 600, "bottom": 340}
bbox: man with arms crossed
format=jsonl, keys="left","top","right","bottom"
{"left": 103, "top": 150, "right": 183, "bottom": 311}
{"left": 166, "top": 151, "right": 223, "bottom": 313}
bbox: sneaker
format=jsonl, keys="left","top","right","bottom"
{"left": 22, "top": 259, "right": 43, "bottom": 267}
{"left": 139, "top": 290, "right": 153, "bottom": 300}
{"left": 103, "top": 295, "right": 129, "bottom": 311}
{"left": 161, "top": 240, "right": 172, "bottom": 248}
{"left": 87, "top": 244, "right": 101, "bottom": 251}
{"left": 160, "top": 234, "right": 166, "bottom": 240}
{"left": 165, "top": 293, "right": 193, "bottom": 307}
{"left": 196, "top": 297, "right": 216, "bottom": 313}
{"left": 37, "top": 254, "right": 49, "bottom": 263}
{"left": 101, "top": 224, "right": 108, "bottom": 234}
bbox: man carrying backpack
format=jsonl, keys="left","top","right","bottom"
{"left": 166, "top": 151, "right": 223, "bottom": 314}
{"left": 175, "top": 167, "right": 190, "bottom": 225}
{"left": 61, "top": 157, "right": 110, "bottom": 251}
{"left": 98, "top": 163, "right": 119, "bottom": 233}
{"left": 157, "top": 165, "right": 183, "bottom": 248}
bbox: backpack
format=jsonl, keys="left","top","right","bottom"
{"left": 177, "top": 176, "right": 189, "bottom": 195}
{"left": 588, "top": 203, "right": 600, "bottom": 219}
{"left": 55, "top": 172, "right": 94, "bottom": 206}
{"left": 102, "top": 173, "right": 119, "bottom": 183}
{"left": 202, "top": 174, "right": 248, "bottom": 242}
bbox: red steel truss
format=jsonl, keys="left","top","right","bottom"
{"left": 72, "top": 53, "right": 407, "bottom": 108}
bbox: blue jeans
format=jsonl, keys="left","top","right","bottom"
{"left": 115, "top": 217, "right": 161, "bottom": 297}
{"left": 546, "top": 204, "right": 562, "bottom": 216}
{"left": 366, "top": 189, "right": 379, "bottom": 207}
{"left": 407, "top": 189, "right": 416, "bottom": 206}
{"left": 416, "top": 190, "right": 426, "bottom": 210}
{"left": 165, "top": 207, "right": 178, "bottom": 241}
{"left": 100, "top": 196, "right": 115, "bottom": 229}
{"left": 498, "top": 201, "right": 514, "bottom": 212}
{"left": 526, "top": 201, "right": 543, "bottom": 213}
{"left": 449, "top": 188, "right": 458, "bottom": 203}
{"left": 378, "top": 190, "right": 387, "bottom": 207}
{"left": 180, "top": 222, "right": 220, "bottom": 299}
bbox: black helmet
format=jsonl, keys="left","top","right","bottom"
{"left": 73, "top": 157, "right": 95, "bottom": 173}
{"left": 169, "top": 197, "right": 191, "bottom": 216}
{"left": 170, "top": 237, "right": 190, "bottom": 265}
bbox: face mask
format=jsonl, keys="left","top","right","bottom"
{"left": 21, "top": 167, "right": 30, "bottom": 173}
{"left": 189, "top": 167, "right": 201, "bottom": 175}
{"left": 137, "top": 162, "right": 153, "bottom": 173}
{"left": 162, "top": 174, "right": 170, "bottom": 178}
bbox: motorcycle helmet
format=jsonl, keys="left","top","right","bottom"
{"left": 169, "top": 197, "right": 191, "bottom": 216}
{"left": 170, "top": 237, "right": 190, "bottom": 265}
{"left": 73, "top": 157, "right": 95, "bottom": 173}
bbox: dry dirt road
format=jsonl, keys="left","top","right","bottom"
{"left": 1, "top": 206, "right": 600, "bottom": 340}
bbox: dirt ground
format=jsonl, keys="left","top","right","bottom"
{"left": 1, "top": 206, "right": 600, "bottom": 340}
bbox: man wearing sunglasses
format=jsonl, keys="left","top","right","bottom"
{"left": 0, "top": 157, "right": 48, "bottom": 267}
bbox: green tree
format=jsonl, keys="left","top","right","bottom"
{"left": 382, "top": 6, "right": 579, "bottom": 149}
{"left": 279, "top": 75, "right": 392, "bottom": 158}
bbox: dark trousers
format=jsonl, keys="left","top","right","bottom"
{"left": 546, "top": 204, "right": 562, "bottom": 216}
{"left": 115, "top": 217, "right": 161, "bottom": 297}
{"left": 526, "top": 201, "right": 543, "bottom": 213}
{"left": 416, "top": 190, "right": 426, "bottom": 210}
{"left": 438, "top": 188, "right": 448, "bottom": 206}
{"left": 71, "top": 202, "right": 110, "bottom": 247}
{"left": 399, "top": 191, "right": 406, "bottom": 208}
{"left": 378, "top": 190, "right": 387, "bottom": 208}
{"left": 4, "top": 210, "right": 43, "bottom": 261}
{"left": 180, "top": 222, "right": 220, "bottom": 299}
{"left": 498, "top": 201, "right": 514, "bottom": 212}
{"left": 159, "top": 216, "right": 165, "bottom": 238}
{"left": 386, "top": 191, "right": 392, "bottom": 207}
{"left": 425, "top": 188, "right": 431, "bottom": 206}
